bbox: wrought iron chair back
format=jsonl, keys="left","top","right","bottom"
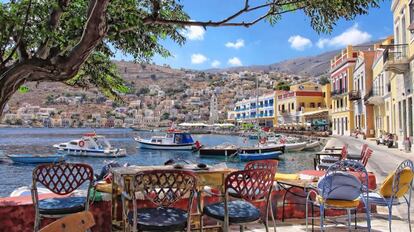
{"left": 133, "top": 169, "right": 197, "bottom": 208}
{"left": 361, "top": 148, "right": 373, "bottom": 167}
{"left": 244, "top": 160, "right": 278, "bottom": 174}
{"left": 32, "top": 162, "right": 94, "bottom": 195}
{"left": 340, "top": 145, "right": 348, "bottom": 160}
{"left": 391, "top": 159, "right": 414, "bottom": 198}
{"left": 225, "top": 169, "right": 275, "bottom": 202}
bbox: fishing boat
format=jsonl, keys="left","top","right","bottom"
{"left": 53, "top": 133, "right": 126, "bottom": 158}
{"left": 7, "top": 154, "right": 65, "bottom": 164}
{"left": 135, "top": 130, "right": 201, "bottom": 150}
{"left": 199, "top": 143, "right": 285, "bottom": 156}
{"left": 239, "top": 151, "right": 283, "bottom": 161}
{"left": 304, "top": 140, "right": 321, "bottom": 151}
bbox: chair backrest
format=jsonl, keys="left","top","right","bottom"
{"left": 320, "top": 160, "right": 369, "bottom": 201}
{"left": 360, "top": 144, "right": 368, "bottom": 157}
{"left": 340, "top": 145, "right": 348, "bottom": 160}
{"left": 39, "top": 211, "right": 95, "bottom": 232}
{"left": 379, "top": 159, "right": 414, "bottom": 198}
{"left": 244, "top": 160, "right": 278, "bottom": 173}
{"left": 225, "top": 169, "right": 275, "bottom": 202}
{"left": 32, "top": 162, "right": 94, "bottom": 195}
{"left": 361, "top": 148, "right": 373, "bottom": 167}
{"left": 133, "top": 170, "right": 197, "bottom": 207}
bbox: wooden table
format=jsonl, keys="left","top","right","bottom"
{"left": 110, "top": 165, "right": 236, "bottom": 231}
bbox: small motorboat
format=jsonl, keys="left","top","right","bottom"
{"left": 10, "top": 186, "right": 51, "bottom": 197}
{"left": 7, "top": 154, "right": 65, "bottom": 164}
{"left": 282, "top": 142, "right": 307, "bottom": 152}
{"left": 199, "top": 143, "right": 285, "bottom": 156}
{"left": 239, "top": 151, "right": 283, "bottom": 161}
{"left": 135, "top": 130, "right": 200, "bottom": 150}
{"left": 304, "top": 141, "right": 321, "bottom": 151}
{"left": 53, "top": 132, "right": 126, "bottom": 158}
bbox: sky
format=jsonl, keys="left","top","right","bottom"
{"left": 114, "top": 0, "right": 394, "bottom": 70}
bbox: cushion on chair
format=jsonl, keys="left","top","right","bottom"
{"left": 365, "top": 192, "right": 401, "bottom": 206}
{"left": 316, "top": 195, "right": 360, "bottom": 208}
{"left": 379, "top": 168, "right": 413, "bottom": 198}
{"left": 275, "top": 173, "right": 299, "bottom": 181}
{"left": 317, "top": 171, "right": 362, "bottom": 201}
{"left": 203, "top": 200, "right": 261, "bottom": 224}
{"left": 38, "top": 197, "right": 86, "bottom": 215}
{"left": 127, "top": 207, "right": 188, "bottom": 231}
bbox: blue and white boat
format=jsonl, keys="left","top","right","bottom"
{"left": 135, "top": 130, "right": 200, "bottom": 150}
{"left": 7, "top": 154, "right": 65, "bottom": 164}
{"left": 238, "top": 151, "right": 283, "bottom": 161}
{"left": 53, "top": 133, "right": 126, "bottom": 158}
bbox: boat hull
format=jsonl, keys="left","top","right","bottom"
{"left": 239, "top": 151, "right": 283, "bottom": 161}
{"left": 284, "top": 142, "right": 307, "bottom": 152}
{"left": 304, "top": 141, "right": 321, "bottom": 151}
{"left": 137, "top": 140, "right": 195, "bottom": 150}
{"left": 56, "top": 148, "right": 126, "bottom": 158}
{"left": 199, "top": 145, "right": 285, "bottom": 156}
{"left": 7, "top": 154, "right": 65, "bottom": 164}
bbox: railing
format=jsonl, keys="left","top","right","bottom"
{"left": 331, "top": 88, "right": 348, "bottom": 96}
{"left": 348, "top": 90, "right": 361, "bottom": 101}
{"left": 383, "top": 44, "right": 408, "bottom": 63}
{"left": 363, "top": 89, "right": 382, "bottom": 101}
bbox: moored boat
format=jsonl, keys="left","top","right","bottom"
{"left": 282, "top": 142, "right": 307, "bottom": 152}
{"left": 7, "top": 154, "right": 65, "bottom": 164}
{"left": 304, "top": 141, "right": 321, "bottom": 151}
{"left": 239, "top": 151, "right": 283, "bottom": 161}
{"left": 53, "top": 133, "right": 126, "bottom": 158}
{"left": 135, "top": 130, "right": 200, "bottom": 150}
{"left": 199, "top": 143, "right": 285, "bottom": 156}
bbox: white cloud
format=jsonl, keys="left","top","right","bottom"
{"left": 317, "top": 24, "right": 372, "bottom": 49}
{"left": 228, "top": 57, "right": 242, "bottom": 66}
{"left": 288, "top": 35, "right": 312, "bottom": 51}
{"left": 183, "top": 26, "right": 205, "bottom": 40}
{"left": 225, "top": 39, "right": 245, "bottom": 49}
{"left": 191, "top": 53, "right": 208, "bottom": 64}
{"left": 211, "top": 60, "right": 221, "bottom": 68}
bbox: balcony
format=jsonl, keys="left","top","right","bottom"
{"left": 348, "top": 90, "right": 361, "bottom": 101}
{"left": 364, "top": 89, "right": 384, "bottom": 105}
{"left": 331, "top": 89, "right": 348, "bottom": 98}
{"left": 383, "top": 44, "right": 409, "bottom": 74}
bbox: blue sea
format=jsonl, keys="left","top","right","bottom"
{"left": 0, "top": 128, "right": 316, "bottom": 197}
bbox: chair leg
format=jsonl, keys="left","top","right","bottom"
{"left": 388, "top": 206, "right": 393, "bottom": 232}
{"left": 34, "top": 215, "right": 40, "bottom": 232}
{"left": 407, "top": 200, "right": 412, "bottom": 232}
{"left": 347, "top": 209, "right": 351, "bottom": 232}
{"left": 269, "top": 201, "right": 277, "bottom": 232}
{"left": 319, "top": 204, "right": 325, "bottom": 232}
{"left": 239, "top": 224, "right": 244, "bottom": 232}
{"left": 354, "top": 209, "right": 357, "bottom": 229}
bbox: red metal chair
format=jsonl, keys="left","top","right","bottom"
{"left": 202, "top": 168, "right": 276, "bottom": 232}
{"left": 32, "top": 162, "right": 94, "bottom": 232}
{"left": 244, "top": 160, "right": 278, "bottom": 173}
{"left": 122, "top": 170, "right": 197, "bottom": 232}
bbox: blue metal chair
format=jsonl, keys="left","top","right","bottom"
{"left": 122, "top": 170, "right": 197, "bottom": 232}
{"left": 366, "top": 159, "right": 413, "bottom": 232}
{"left": 305, "top": 160, "right": 371, "bottom": 231}
{"left": 202, "top": 168, "right": 276, "bottom": 232}
{"left": 31, "top": 162, "right": 94, "bottom": 232}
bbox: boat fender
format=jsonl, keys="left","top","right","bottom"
{"left": 259, "top": 137, "right": 267, "bottom": 144}
{"left": 195, "top": 141, "right": 202, "bottom": 149}
{"left": 79, "top": 141, "right": 85, "bottom": 147}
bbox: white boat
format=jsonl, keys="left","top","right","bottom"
{"left": 282, "top": 142, "right": 307, "bottom": 152}
{"left": 304, "top": 141, "right": 321, "bottom": 151}
{"left": 53, "top": 133, "right": 126, "bottom": 158}
{"left": 135, "top": 131, "right": 199, "bottom": 150}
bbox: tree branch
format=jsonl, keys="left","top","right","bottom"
{"left": 0, "top": 0, "right": 32, "bottom": 67}
{"left": 36, "top": 0, "right": 71, "bottom": 59}
{"left": 116, "top": 0, "right": 307, "bottom": 34}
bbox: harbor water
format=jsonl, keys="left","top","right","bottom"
{"left": 0, "top": 128, "right": 317, "bottom": 197}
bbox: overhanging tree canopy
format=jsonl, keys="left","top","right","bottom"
{"left": 0, "top": 0, "right": 382, "bottom": 117}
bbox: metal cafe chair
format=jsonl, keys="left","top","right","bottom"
{"left": 305, "top": 160, "right": 371, "bottom": 232}
{"left": 39, "top": 211, "right": 95, "bottom": 232}
{"left": 366, "top": 159, "right": 413, "bottom": 232}
{"left": 202, "top": 168, "right": 276, "bottom": 232}
{"left": 32, "top": 162, "right": 94, "bottom": 232}
{"left": 314, "top": 145, "right": 348, "bottom": 170}
{"left": 121, "top": 170, "right": 197, "bottom": 232}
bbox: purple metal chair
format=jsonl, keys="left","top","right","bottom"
{"left": 31, "top": 162, "right": 94, "bottom": 232}
{"left": 122, "top": 170, "right": 197, "bottom": 232}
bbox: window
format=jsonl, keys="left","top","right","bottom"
{"left": 291, "top": 103, "right": 294, "bottom": 110}
{"left": 317, "top": 102, "right": 322, "bottom": 108}
{"left": 310, "top": 102, "right": 315, "bottom": 108}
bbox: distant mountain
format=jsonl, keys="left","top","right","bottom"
{"left": 206, "top": 41, "right": 379, "bottom": 77}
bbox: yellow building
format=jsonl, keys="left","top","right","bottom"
{"left": 274, "top": 82, "right": 328, "bottom": 129}
{"left": 387, "top": 0, "right": 413, "bottom": 146}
